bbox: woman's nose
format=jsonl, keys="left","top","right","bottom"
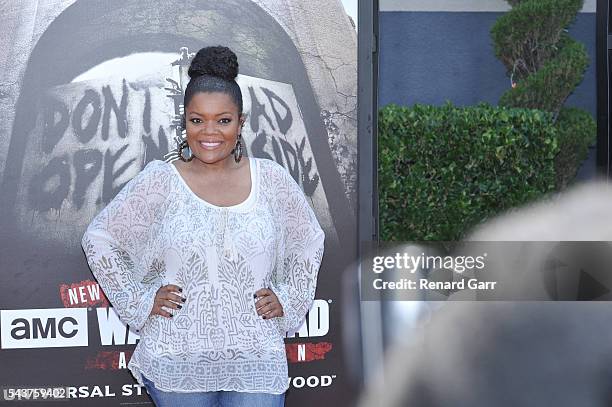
{"left": 201, "top": 120, "right": 217, "bottom": 134}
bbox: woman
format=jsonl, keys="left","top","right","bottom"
{"left": 81, "top": 46, "right": 325, "bottom": 407}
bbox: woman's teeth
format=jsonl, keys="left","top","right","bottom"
{"left": 199, "top": 141, "right": 222, "bottom": 149}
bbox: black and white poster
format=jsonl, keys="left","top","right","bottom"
{"left": 0, "top": 1, "right": 358, "bottom": 405}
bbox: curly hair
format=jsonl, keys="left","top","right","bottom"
{"left": 184, "top": 45, "right": 243, "bottom": 115}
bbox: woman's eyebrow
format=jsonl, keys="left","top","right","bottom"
{"left": 187, "top": 111, "right": 233, "bottom": 116}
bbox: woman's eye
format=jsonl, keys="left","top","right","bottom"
{"left": 189, "top": 118, "right": 202, "bottom": 124}
{"left": 219, "top": 118, "right": 231, "bottom": 124}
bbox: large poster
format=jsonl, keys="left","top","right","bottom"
{"left": 0, "top": 1, "right": 358, "bottom": 405}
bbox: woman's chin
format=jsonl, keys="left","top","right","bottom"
{"left": 192, "top": 150, "right": 232, "bottom": 165}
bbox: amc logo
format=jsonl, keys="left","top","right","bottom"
{"left": 1, "top": 308, "right": 88, "bottom": 349}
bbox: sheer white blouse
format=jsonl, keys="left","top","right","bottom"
{"left": 81, "top": 157, "right": 325, "bottom": 394}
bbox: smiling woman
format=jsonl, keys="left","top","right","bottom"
{"left": 185, "top": 92, "right": 245, "bottom": 168}
{"left": 81, "top": 46, "right": 326, "bottom": 407}
{"left": 175, "top": 90, "right": 252, "bottom": 207}
{"left": 170, "top": 47, "right": 250, "bottom": 207}
{"left": 163, "top": 47, "right": 245, "bottom": 166}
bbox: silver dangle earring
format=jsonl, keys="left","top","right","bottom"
{"left": 164, "top": 115, "right": 194, "bottom": 162}
{"left": 233, "top": 134, "right": 243, "bottom": 163}
{"left": 178, "top": 139, "right": 194, "bottom": 162}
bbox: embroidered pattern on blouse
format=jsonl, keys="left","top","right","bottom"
{"left": 81, "top": 157, "right": 325, "bottom": 394}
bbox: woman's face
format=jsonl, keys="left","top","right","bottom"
{"left": 185, "top": 91, "right": 244, "bottom": 165}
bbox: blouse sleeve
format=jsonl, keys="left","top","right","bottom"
{"left": 80, "top": 160, "right": 170, "bottom": 332}
{"left": 269, "top": 164, "right": 326, "bottom": 333}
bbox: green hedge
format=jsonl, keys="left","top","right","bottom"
{"left": 378, "top": 103, "right": 559, "bottom": 241}
{"left": 554, "top": 107, "right": 596, "bottom": 189}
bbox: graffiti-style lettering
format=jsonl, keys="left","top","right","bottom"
{"left": 28, "top": 155, "right": 71, "bottom": 211}
{"left": 102, "top": 79, "right": 128, "bottom": 140}
{"left": 103, "top": 144, "right": 135, "bottom": 200}
{"left": 72, "top": 89, "right": 102, "bottom": 144}
{"left": 244, "top": 84, "right": 320, "bottom": 195}
{"left": 143, "top": 89, "right": 169, "bottom": 161}
{"left": 29, "top": 144, "right": 140, "bottom": 211}
{"left": 144, "top": 126, "right": 168, "bottom": 164}
{"left": 143, "top": 88, "right": 151, "bottom": 134}
{"left": 251, "top": 131, "right": 272, "bottom": 160}
{"left": 261, "top": 87, "right": 292, "bottom": 135}
{"left": 42, "top": 97, "right": 69, "bottom": 153}
{"left": 271, "top": 136, "right": 284, "bottom": 167}
{"left": 279, "top": 138, "right": 299, "bottom": 181}
{"left": 31, "top": 80, "right": 173, "bottom": 211}
{"left": 295, "top": 137, "right": 319, "bottom": 196}
{"left": 248, "top": 86, "right": 275, "bottom": 132}
{"left": 73, "top": 149, "right": 103, "bottom": 209}
{"left": 30, "top": 75, "right": 320, "bottom": 213}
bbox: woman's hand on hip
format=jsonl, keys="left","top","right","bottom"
{"left": 150, "top": 284, "right": 185, "bottom": 318}
{"left": 254, "top": 288, "right": 284, "bottom": 319}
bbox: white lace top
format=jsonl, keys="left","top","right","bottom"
{"left": 81, "top": 157, "right": 325, "bottom": 394}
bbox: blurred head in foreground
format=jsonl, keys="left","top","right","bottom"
{"left": 359, "top": 182, "right": 612, "bottom": 407}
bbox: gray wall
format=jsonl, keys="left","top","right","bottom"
{"left": 378, "top": 11, "right": 596, "bottom": 116}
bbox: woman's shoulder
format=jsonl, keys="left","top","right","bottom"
{"left": 143, "top": 159, "right": 171, "bottom": 172}
{"left": 123, "top": 159, "right": 174, "bottom": 193}
{"left": 254, "top": 157, "right": 305, "bottom": 200}
{"left": 136, "top": 159, "right": 173, "bottom": 179}
{"left": 254, "top": 157, "right": 291, "bottom": 179}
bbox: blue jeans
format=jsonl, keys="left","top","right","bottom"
{"left": 141, "top": 374, "right": 285, "bottom": 407}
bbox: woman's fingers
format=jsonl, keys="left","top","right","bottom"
{"left": 261, "top": 304, "right": 283, "bottom": 318}
{"left": 150, "top": 284, "right": 185, "bottom": 319}
{"left": 166, "top": 292, "right": 186, "bottom": 304}
{"left": 257, "top": 302, "right": 275, "bottom": 315}
{"left": 255, "top": 296, "right": 282, "bottom": 318}
{"left": 151, "top": 302, "right": 173, "bottom": 318}
{"left": 255, "top": 295, "right": 274, "bottom": 310}
{"left": 162, "top": 299, "right": 182, "bottom": 310}
{"left": 259, "top": 304, "right": 282, "bottom": 318}
{"left": 159, "top": 285, "right": 185, "bottom": 301}
{"left": 165, "top": 284, "right": 183, "bottom": 294}
{"left": 264, "top": 308, "right": 283, "bottom": 318}
{"left": 254, "top": 287, "right": 284, "bottom": 319}
{"left": 156, "top": 307, "right": 173, "bottom": 318}
{"left": 152, "top": 284, "right": 287, "bottom": 321}
{"left": 254, "top": 288, "right": 272, "bottom": 298}
{"left": 156, "top": 292, "right": 182, "bottom": 308}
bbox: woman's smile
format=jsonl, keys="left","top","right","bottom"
{"left": 198, "top": 140, "right": 224, "bottom": 149}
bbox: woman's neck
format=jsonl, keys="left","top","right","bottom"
{"left": 188, "top": 154, "right": 244, "bottom": 174}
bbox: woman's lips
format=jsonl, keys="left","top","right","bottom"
{"left": 199, "top": 141, "right": 223, "bottom": 150}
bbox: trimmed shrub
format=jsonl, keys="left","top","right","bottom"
{"left": 491, "top": 0, "right": 583, "bottom": 80}
{"left": 378, "top": 103, "right": 558, "bottom": 241}
{"left": 491, "top": 0, "right": 589, "bottom": 118}
{"left": 498, "top": 36, "right": 589, "bottom": 115}
{"left": 554, "top": 107, "right": 597, "bottom": 189}
{"left": 490, "top": 0, "right": 594, "bottom": 191}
